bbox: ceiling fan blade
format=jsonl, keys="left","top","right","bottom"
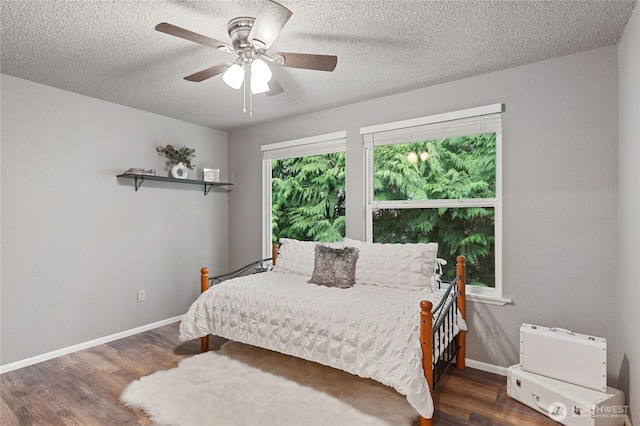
{"left": 273, "top": 52, "right": 337, "bottom": 72}
{"left": 184, "top": 63, "right": 232, "bottom": 82}
{"left": 248, "top": 0, "right": 292, "bottom": 49}
{"left": 155, "top": 22, "right": 233, "bottom": 52}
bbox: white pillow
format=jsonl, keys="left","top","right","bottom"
{"left": 343, "top": 238, "right": 438, "bottom": 290}
{"left": 274, "top": 238, "right": 344, "bottom": 278}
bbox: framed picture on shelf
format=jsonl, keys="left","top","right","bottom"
{"left": 203, "top": 168, "right": 220, "bottom": 182}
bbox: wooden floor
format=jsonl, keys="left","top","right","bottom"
{"left": 1, "top": 322, "right": 556, "bottom": 425}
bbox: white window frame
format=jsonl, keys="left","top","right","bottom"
{"left": 361, "top": 104, "right": 507, "bottom": 302}
{"left": 261, "top": 131, "right": 347, "bottom": 258}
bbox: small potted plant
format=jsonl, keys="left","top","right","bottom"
{"left": 156, "top": 144, "right": 195, "bottom": 179}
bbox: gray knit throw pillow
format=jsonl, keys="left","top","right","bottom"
{"left": 308, "top": 245, "right": 359, "bottom": 288}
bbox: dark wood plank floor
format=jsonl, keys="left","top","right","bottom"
{"left": 1, "top": 322, "right": 556, "bottom": 425}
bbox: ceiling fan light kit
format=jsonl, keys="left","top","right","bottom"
{"left": 156, "top": 0, "right": 337, "bottom": 117}
{"left": 251, "top": 58, "right": 272, "bottom": 82}
{"left": 250, "top": 76, "right": 270, "bottom": 95}
{"left": 222, "top": 63, "right": 244, "bottom": 89}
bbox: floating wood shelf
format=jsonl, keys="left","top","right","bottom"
{"left": 116, "top": 173, "right": 232, "bottom": 196}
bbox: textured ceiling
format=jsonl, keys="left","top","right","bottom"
{"left": 1, "top": 1, "right": 636, "bottom": 132}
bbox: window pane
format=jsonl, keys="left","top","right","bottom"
{"left": 373, "top": 133, "right": 496, "bottom": 201}
{"left": 271, "top": 152, "right": 346, "bottom": 243}
{"left": 372, "top": 207, "right": 495, "bottom": 287}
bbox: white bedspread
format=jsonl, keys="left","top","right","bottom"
{"left": 179, "top": 270, "right": 466, "bottom": 418}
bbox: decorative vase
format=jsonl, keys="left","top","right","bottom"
{"left": 170, "top": 162, "right": 189, "bottom": 179}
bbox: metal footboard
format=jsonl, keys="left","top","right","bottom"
{"left": 432, "top": 276, "right": 462, "bottom": 389}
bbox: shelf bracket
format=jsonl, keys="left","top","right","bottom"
{"left": 204, "top": 183, "right": 213, "bottom": 196}
{"left": 134, "top": 176, "right": 144, "bottom": 192}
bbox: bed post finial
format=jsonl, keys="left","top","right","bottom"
{"left": 201, "top": 268, "right": 209, "bottom": 293}
{"left": 200, "top": 267, "right": 210, "bottom": 352}
{"left": 419, "top": 300, "right": 434, "bottom": 426}
{"left": 456, "top": 256, "right": 466, "bottom": 369}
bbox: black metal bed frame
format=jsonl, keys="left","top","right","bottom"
{"left": 432, "top": 276, "right": 462, "bottom": 389}
{"left": 209, "top": 257, "right": 274, "bottom": 285}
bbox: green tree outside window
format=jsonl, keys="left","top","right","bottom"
{"left": 270, "top": 133, "right": 496, "bottom": 287}
{"left": 272, "top": 152, "right": 346, "bottom": 243}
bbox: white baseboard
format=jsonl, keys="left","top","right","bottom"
{"left": 0, "top": 315, "right": 183, "bottom": 374}
{"left": 466, "top": 358, "right": 509, "bottom": 376}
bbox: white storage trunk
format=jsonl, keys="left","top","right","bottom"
{"left": 507, "top": 365, "right": 625, "bottom": 426}
{"left": 520, "top": 323, "right": 607, "bottom": 392}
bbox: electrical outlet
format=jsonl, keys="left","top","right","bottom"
{"left": 137, "top": 290, "right": 145, "bottom": 302}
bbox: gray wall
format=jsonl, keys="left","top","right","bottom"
{"left": 228, "top": 46, "right": 621, "bottom": 380}
{"left": 617, "top": 4, "right": 640, "bottom": 421}
{"left": 1, "top": 75, "right": 229, "bottom": 366}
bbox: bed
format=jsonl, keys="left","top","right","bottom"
{"left": 179, "top": 238, "right": 467, "bottom": 425}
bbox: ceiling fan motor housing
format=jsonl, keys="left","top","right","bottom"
{"left": 227, "top": 17, "right": 256, "bottom": 51}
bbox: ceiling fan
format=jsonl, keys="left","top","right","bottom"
{"left": 156, "top": 0, "right": 337, "bottom": 114}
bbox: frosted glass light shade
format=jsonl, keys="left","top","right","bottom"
{"left": 251, "top": 58, "right": 272, "bottom": 83}
{"left": 250, "top": 75, "right": 270, "bottom": 94}
{"left": 223, "top": 64, "right": 244, "bottom": 90}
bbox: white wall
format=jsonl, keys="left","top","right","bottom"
{"left": 617, "top": 4, "right": 640, "bottom": 422}
{"left": 0, "top": 75, "right": 229, "bottom": 366}
{"left": 228, "top": 46, "right": 621, "bottom": 380}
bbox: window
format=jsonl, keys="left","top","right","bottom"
{"left": 261, "top": 132, "right": 347, "bottom": 257}
{"left": 361, "top": 104, "right": 503, "bottom": 298}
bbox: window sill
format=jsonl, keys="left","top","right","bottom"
{"left": 466, "top": 292, "right": 512, "bottom": 306}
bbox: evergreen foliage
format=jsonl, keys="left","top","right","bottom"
{"left": 270, "top": 133, "right": 496, "bottom": 287}
{"left": 272, "top": 153, "right": 346, "bottom": 243}
{"left": 373, "top": 133, "right": 496, "bottom": 286}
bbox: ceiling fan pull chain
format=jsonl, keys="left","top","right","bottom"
{"left": 242, "top": 74, "right": 247, "bottom": 114}
{"left": 250, "top": 85, "right": 254, "bottom": 118}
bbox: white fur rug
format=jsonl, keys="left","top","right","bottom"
{"left": 121, "top": 341, "right": 417, "bottom": 426}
